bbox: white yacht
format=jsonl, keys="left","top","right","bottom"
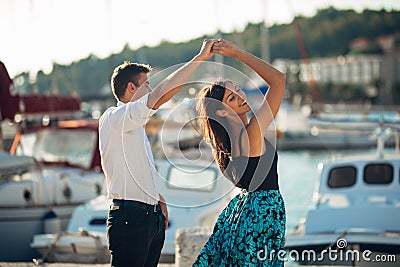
{"left": 0, "top": 61, "right": 106, "bottom": 261}
{"left": 285, "top": 127, "right": 400, "bottom": 266}
{"left": 0, "top": 120, "right": 105, "bottom": 262}
{"left": 276, "top": 104, "right": 400, "bottom": 151}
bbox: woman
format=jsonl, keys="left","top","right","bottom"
{"left": 193, "top": 39, "right": 286, "bottom": 266}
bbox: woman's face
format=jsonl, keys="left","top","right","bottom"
{"left": 220, "top": 81, "right": 251, "bottom": 116}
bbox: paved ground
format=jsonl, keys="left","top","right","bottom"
{"left": 0, "top": 264, "right": 107, "bottom": 267}
{"left": 0, "top": 264, "right": 174, "bottom": 267}
{"left": 0, "top": 264, "right": 173, "bottom": 267}
{"left": 1, "top": 264, "right": 328, "bottom": 267}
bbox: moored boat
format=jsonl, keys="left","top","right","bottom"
{"left": 0, "top": 61, "right": 105, "bottom": 261}
{"left": 285, "top": 126, "right": 400, "bottom": 266}
{"left": 0, "top": 119, "right": 105, "bottom": 261}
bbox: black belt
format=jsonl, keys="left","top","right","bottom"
{"left": 111, "top": 199, "right": 161, "bottom": 213}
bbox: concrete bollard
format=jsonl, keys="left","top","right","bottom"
{"left": 175, "top": 226, "right": 213, "bottom": 267}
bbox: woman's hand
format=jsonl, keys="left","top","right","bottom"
{"left": 211, "top": 39, "right": 242, "bottom": 58}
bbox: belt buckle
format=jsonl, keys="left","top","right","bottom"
{"left": 110, "top": 204, "right": 120, "bottom": 211}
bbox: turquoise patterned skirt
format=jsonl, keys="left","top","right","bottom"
{"left": 193, "top": 190, "right": 286, "bottom": 267}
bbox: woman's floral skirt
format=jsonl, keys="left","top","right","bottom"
{"left": 193, "top": 190, "right": 286, "bottom": 267}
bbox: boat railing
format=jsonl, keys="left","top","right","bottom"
{"left": 317, "top": 192, "right": 400, "bottom": 209}
{"left": 369, "top": 121, "right": 400, "bottom": 158}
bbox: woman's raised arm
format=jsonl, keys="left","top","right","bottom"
{"left": 212, "top": 39, "right": 286, "bottom": 146}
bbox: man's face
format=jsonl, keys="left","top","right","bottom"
{"left": 130, "top": 72, "right": 152, "bottom": 101}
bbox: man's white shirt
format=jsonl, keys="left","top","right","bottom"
{"left": 99, "top": 93, "right": 160, "bottom": 205}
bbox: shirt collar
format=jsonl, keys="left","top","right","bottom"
{"left": 116, "top": 92, "right": 150, "bottom": 107}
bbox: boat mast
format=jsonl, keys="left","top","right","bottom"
{"left": 0, "top": 120, "right": 3, "bottom": 151}
{"left": 287, "top": 0, "right": 322, "bottom": 104}
{"left": 260, "top": 0, "right": 270, "bottom": 62}
{"left": 214, "top": 0, "right": 223, "bottom": 77}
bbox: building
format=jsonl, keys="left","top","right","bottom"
{"left": 273, "top": 51, "right": 400, "bottom": 104}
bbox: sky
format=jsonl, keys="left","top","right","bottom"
{"left": 1, "top": 0, "right": 400, "bottom": 78}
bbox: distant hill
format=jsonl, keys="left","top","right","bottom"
{"left": 14, "top": 7, "right": 400, "bottom": 101}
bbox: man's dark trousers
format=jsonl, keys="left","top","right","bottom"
{"left": 107, "top": 199, "right": 165, "bottom": 267}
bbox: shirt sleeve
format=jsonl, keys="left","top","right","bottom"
{"left": 106, "top": 93, "right": 156, "bottom": 132}
{"left": 124, "top": 93, "right": 156, "bottom": 130}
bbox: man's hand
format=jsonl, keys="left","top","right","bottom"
{"left": 211, "top": 39, "right": 242, "bottom": 58}
{"left": 159, "top": 194, "right": 168, "bottom": 229}
{"left": 147, "top": 39, "right": 216, "bottom": 110}
{"left": 194, "top": 39, "right": 217, "bottom": 62}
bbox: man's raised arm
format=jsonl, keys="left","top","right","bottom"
{"left": 147, "top": 39, "right": 216, "bottom": 110}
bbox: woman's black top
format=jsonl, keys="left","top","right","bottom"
{"left": 225, "top": 129, "right": 279, "bottom": 191}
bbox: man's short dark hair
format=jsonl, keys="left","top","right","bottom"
{"left": 111, "top": 61, "right": 152, "bottom": 100}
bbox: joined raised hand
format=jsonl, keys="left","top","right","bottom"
{"left": 211, "top": 39, "right": 242, "bottom": 58}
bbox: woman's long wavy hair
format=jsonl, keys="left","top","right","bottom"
{"left": 196, "top": 79, "right": 231, "bottom": 171}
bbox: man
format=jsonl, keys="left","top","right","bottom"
{"left": 99, "top": 39, "right": 215, "bottom": 267}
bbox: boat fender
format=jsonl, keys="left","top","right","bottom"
{"left": 94, "top": 183, "right": 102, "bottom": 195}
{"left": 63, "top": 185, "right": 72, "bottom": 200}
{"left": 42, "top": 210, "right": 61, "bottom": 234}
{"left": 23, "top": 189, "right": 31, "bottom": 202}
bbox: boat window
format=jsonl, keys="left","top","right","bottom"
{"left": 167, "top": 165, "right": 217, "bottom": 191}
{"left": 328, "top": 166, "right": 357, "bottom": 188}
{"left": 17, "top": 128, "right": 97, "bottom": 169}
{"left": 364, "top": 164, "right": 393, "bottom": 184}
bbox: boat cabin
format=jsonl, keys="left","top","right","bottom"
{"left": 306, "top": 153, "right": 400, "bottom": 235}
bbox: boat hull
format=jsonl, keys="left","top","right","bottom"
{"left": 285, "top": 233, "right": 400, "bottom": 266}
{"left": 31, "top": 230, "right": 109, "bottom": 264}
{"left": 0, "top": 205, "right": 76, "bottom": 261}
